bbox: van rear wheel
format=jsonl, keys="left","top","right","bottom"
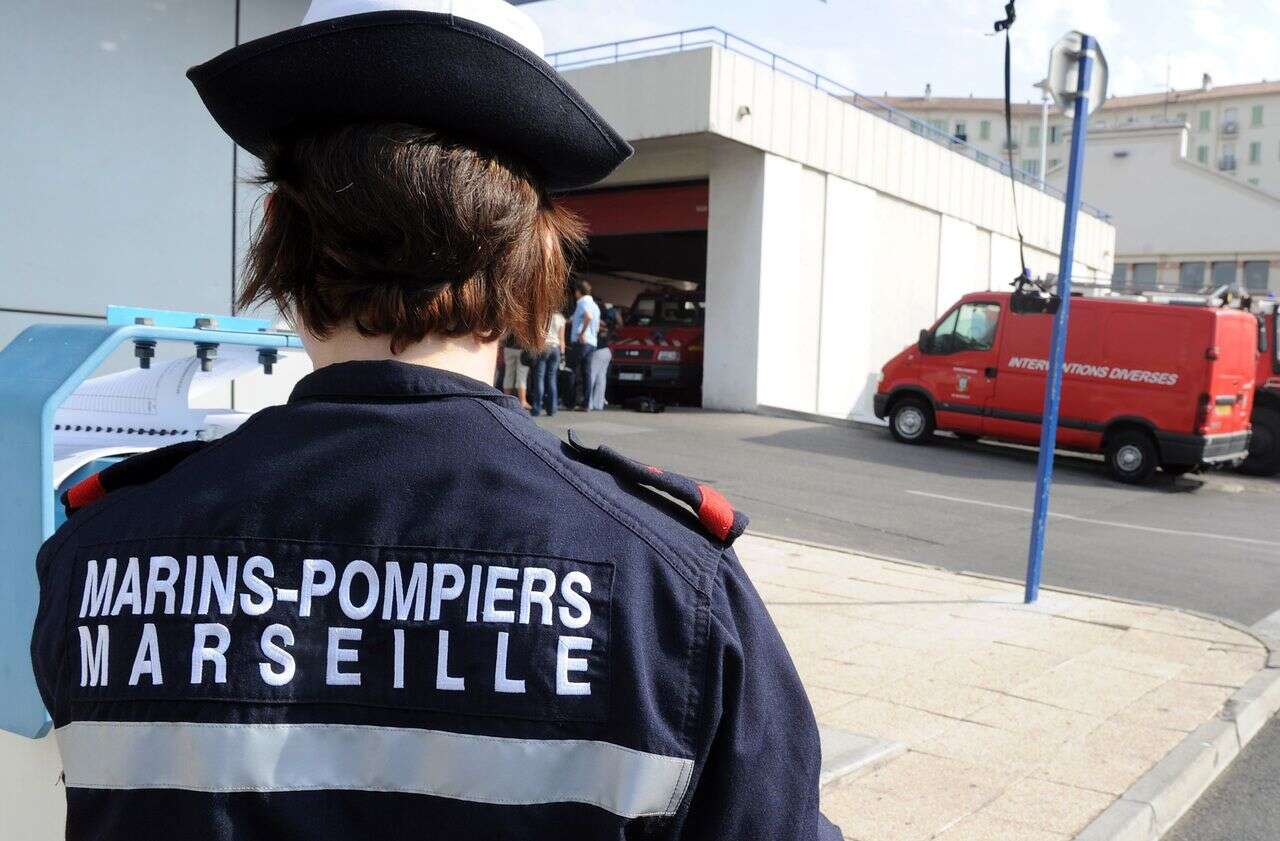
{"left": 1240, "top": 406, "right": 1280, "bottom": 477}
{"left": 1105, "top": 430, "right": 1159, "bottom": 484}
{"left": 890, "top": 397, "right": 935, "bottom": 444}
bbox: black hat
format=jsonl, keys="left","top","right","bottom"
{"left": 186, "top": 0, "right": 633, "bottom": 191}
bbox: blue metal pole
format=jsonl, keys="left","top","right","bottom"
{"left": 1024, "top": 35, "right": 1095, "bottom": 604}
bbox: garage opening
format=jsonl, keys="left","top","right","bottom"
{"left": 559, "top": 180, "right": 708, "bottom": 406}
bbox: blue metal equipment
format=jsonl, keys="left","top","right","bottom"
{"left": 0, "top": 307, "right": 302, "bottom": 737}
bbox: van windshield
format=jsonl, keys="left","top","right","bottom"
{"left": 627, "top": 296, "right": 704, "bottom": 327}
{"left": 931, "top": 302, "right": 1000, "bottom": 354}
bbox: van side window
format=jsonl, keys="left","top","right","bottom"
{"left": 930, "top": 303, "right": 1001, "bottom": 354}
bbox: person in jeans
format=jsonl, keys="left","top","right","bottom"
{"left": 568, "top": 278, "right": 599, "bottom": 410}
{"left": 529, "top": 306, "right": 566, "bottom": 416}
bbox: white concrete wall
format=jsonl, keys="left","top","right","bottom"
{"left": 936, "top": 217, "right": 981, "bottom": 311}
{"left": 0, "top": 5, "right": 312, "bottom": 839}
{"left": 816, "top": 178, "right": 877, "bottom": 419}
{"left": 1, "top": 1, "right": 236, "bottom": 340}
{"left": 705, "top": 148, "right": 1032, "bottom": 422}
{"left": 703, "top": 147, "right": 766, "bottom": 410}
{"left": 562, "top": 49, "right": 716, "bottom": 142}
{"left": 756, "top": 163, "right": 825, "bottom": 413}
{"left": 1047, "top": 124, "right": 1280, "bottom": 289}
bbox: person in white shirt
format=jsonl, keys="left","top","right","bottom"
{"left": 568, "top": 279, "right": 600, "bottom": 410}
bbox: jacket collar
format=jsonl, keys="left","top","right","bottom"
{"left": 288, "top": 359, "right": 518, "bottom": 408}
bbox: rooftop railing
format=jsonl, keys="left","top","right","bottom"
{"left": 547, "top": 27, "right": 1112, "bottom": 222}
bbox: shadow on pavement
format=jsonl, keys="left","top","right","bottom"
{"left": 744, "top": 423, "right": 1203, "bottom": 495}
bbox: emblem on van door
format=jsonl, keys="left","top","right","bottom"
{"left": 957, "top": 375, "right": 970, "bottom": 393}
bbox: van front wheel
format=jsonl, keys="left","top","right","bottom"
{"left": 890, "top": 397, "right": 935, "bottom": 444}
{"left": 1105, "top": 430, "right": 1159, "bottom": 484}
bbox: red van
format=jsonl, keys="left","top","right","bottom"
{"left": 874, "top": 291, "right": 1256, "bottom": 483}
{"left": 608, "top": 290, "right": 705, "bottom": 405}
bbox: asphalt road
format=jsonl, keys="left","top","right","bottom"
{"left": 537, "top": 407, "right": 1280, "bottom": 840}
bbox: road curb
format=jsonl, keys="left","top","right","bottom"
{"left": 1072, "top": 666, "right": 1280, "bottom": 841}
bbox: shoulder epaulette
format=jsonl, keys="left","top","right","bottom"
{"left": 567, "top": 430, "right": 749, "bottom": 545}
{"left": 61, "top": 440, "right": 209, "bottom": 517}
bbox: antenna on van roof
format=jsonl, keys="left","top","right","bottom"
{"left": 994, "top": 0, "right": 1030, "bottom": 286}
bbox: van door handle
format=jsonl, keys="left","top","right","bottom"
{"left": 985, "top": 367, "right": 998, "bottom": 379}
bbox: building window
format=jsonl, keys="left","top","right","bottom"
{"left": 1022, "top": 159, "right": 1040, "bottom": 177}
{"left": 1111, "top": 263, "right": 1128, "bottom": 290}
{"left": 1250, "top": 141, "right": 1262, "bottom": 164}
{"left": 1221, "top": 142, "right": 1237, "bottom": 171}
{"left": 1048, "top": 125, "right": 1061, "bottom": 144}
{"left": 1211, "top": 261, "right": 1237, "bottom": 288}
{"left": 1177, "top": 112, "right": 1188, "bottom": 127}
{"left": 1178, "top": 262, "right": 1207, "bottom": 292}
{"left": 980, "top": 119, "right": 991, "bottom": 140}
{"left": 954, "top": 121, "right": 968, "bottom": 141}
{"left": 1199, "top": 110, "right": 1211, "bottom": 131}
{"left": 1197, "top": 145, "right": 1209, "bottom": 164}
{"left": 1132, "top": 263, "right": 1158, "bottom": 291}
{"left": 1252, "top": 104, "right": 1264, "bottom": 127}
{"left": 1027, "top": 125, "right": 1041, "bottom": 146}
{"left": 1223, "top": 107, "right": 1239, "bottom": 133}
{"left": 1244, "top": 261, "right": 1271, "bottom": 292}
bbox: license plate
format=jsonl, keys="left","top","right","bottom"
{"left": 1214, "top": 404, "right": 1233, "bottom": 416}
{"left": 619, "top": 372, "right": 644, "bottom": 381}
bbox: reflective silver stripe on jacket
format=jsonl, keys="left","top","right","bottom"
{"left": 55, "top": 721, "right": 695, "bottom": 819}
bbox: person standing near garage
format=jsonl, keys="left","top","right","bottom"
{"left": 30, "top": 2, "right": 842, "bottom": 840}
{"left": 585, "top": 300, "right": 617, "bottom": 411}
{"left": 569, "top": 278, "right": 599, "bottom": 410}
{"left": 529, "top": 303, "right": 566, "bottom": 416}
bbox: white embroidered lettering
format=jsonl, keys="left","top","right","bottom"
{"left": 191, "top": 623, "right": 230, "bottom": 684}
{"left": 128, "top": 623, "right": 163, "bottom": 686}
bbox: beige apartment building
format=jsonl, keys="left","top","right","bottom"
{"left": 880, "top": 78, "right": 1280, "bottom": 296}
{"left": 881, "top": 77, "right": 1280, "bottom": 194}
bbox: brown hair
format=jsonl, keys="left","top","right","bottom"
{"left": 239, "top": 123, "right": 583, "bottom": 351}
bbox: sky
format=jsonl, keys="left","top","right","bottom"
{"left": 524, "top": 0, "right": 1280, "bottom": 104}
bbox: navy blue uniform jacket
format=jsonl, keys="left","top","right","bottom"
{"left": 32, "top": 360, "right": 841, "bottom": 840}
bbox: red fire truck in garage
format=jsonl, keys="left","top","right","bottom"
{"left": 1244, "top": 303, "right": 1280, "bottom": 475}
{"left": 607, "top": 290, "right": 705, "bottom": 405}
{"left": 874, "top": 291, "right": 1257, "bottom": 483}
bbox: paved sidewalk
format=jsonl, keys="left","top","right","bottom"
{"left": 735, "top": 534, "right": 1268, "bottom": 841}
